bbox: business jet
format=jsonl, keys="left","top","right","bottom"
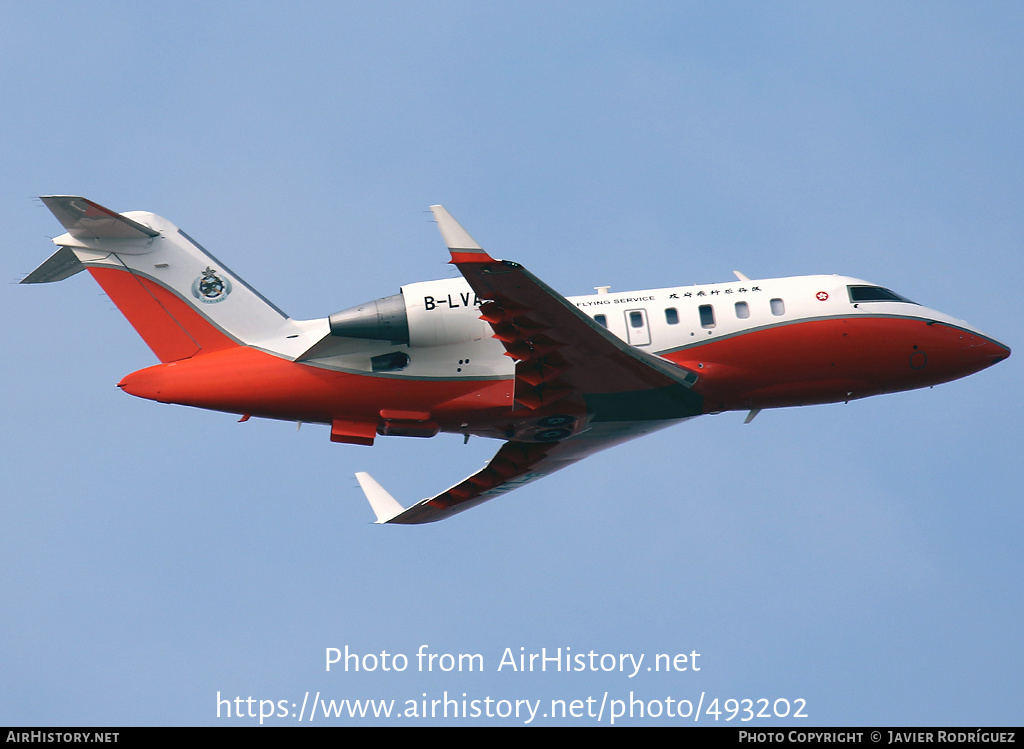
{"left": 23, "top": 197, "right": 1010, "bottom": 524}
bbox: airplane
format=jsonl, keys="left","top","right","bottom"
{"left": 23, "top": 196, "right": 1010, "bottom": 524}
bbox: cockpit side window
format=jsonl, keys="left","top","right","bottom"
{"left": 847, "top": 285, "right": 916, "bottom": 304}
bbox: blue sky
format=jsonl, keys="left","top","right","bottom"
{"left": 2, "top": 1, "right": 1021, "bottom": 726}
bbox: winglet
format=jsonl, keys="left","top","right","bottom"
{"left": 430, "top": 205, "right": 496, "bottom": 263}
{"left": 355, "top": 472, "right": 406, "bottom": 524}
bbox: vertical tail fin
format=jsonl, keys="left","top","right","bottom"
{"left": 24, "top": 196, "right": 292, "bottom": 363}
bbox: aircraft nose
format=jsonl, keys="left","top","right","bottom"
{"left": 951, "top": 328, "right": 1010, "bottom": 373}
{"left": 908, "top": 322, "right": 1010, "bottom": 388}
{"left": 968, "top": 333, "right": 1010, "bottom": 366}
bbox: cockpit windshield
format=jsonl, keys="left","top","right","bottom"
{"left": 847, "top": 285, "right": 916, "bottom": 304}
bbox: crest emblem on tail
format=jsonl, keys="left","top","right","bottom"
{"left": 192, "top": 267, "right": 232, "bottom": 304}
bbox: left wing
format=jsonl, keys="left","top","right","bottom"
{"left": 358, "top": 420, "right": 675, "bottom": 524}
{"left": 356, "top": 207, "right": 704, "bottom": 524}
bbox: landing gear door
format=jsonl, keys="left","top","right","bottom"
{"left": 625, "top": 309, "right": 651, "bottom": 346}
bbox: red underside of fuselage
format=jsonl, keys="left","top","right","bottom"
{"left": 117, "top": 346, "right": 514, "bottom": 429}
{"left": 114, "top": 308, "right": 1008, "bottom": 429}
{"left": 665, "top": 315, "right": 1009, "bottom": 412}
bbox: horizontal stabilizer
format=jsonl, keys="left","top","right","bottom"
{"left": 20, "top": 246, "right": 85, "bottom": 284}
{"left": 41, "top": 196, "right": 159, "bottom": 241}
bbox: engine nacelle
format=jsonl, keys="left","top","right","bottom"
{"left": 328, "top": 293, "right": 408, "bottom": 342}
{"left": 329, "top": 277, "right": 489, "bottom": 348}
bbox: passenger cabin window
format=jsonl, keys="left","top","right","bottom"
{"left": 665, "top": 307, "right": 679, "bottom": 325}
{"left": 847, "top": 285, "right": 916, "bottom": 304}
{"left": 594, "top": 314, "right": 608, "bottom": 329}
{"left": 735, "top": 301, "right": 750, "bottom": 319}
{"left": 698, "top": 304, "right": 716, "bottom": 328}
{"left": 629, "top": 311, "right": 644, "bottom": 328}
{"left": 770, "top": 298, "right": 785, "bottom": 316}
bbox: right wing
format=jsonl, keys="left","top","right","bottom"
{"left": 431, "top": 205, "right": 701, "bottom": 421}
